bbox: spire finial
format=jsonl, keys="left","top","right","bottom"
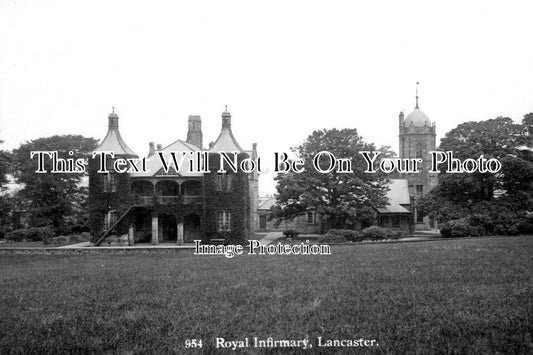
{"left": 112, "top": 106, "right": 115, "bottom": 113}
{"left": 415, "top": 82, "right": 419, "bottom": 109}
{"left": 225, "top": 105, "right": 228, "bottom": 112}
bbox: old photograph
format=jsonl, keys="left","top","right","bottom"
{"left": 0, "top": 1, "right": 532, "bottom": 353}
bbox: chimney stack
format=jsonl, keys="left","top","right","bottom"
{"left": 186, "top": 115, "right": 203, "bottom": 148}
{"left": 148, "top": 142, "right": 155, "bottom": 157}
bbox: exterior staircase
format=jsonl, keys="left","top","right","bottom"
{"left": 94, "top": 206, "right": 136, "bottom": 246}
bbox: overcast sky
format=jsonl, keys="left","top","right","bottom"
{"left": 1, "top": 0, "right": 532, "bottom": 194}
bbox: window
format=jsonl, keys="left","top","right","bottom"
{"left": 416, "top": 209, "right": 424, "bottom": 223}
{"left": 104, "top": 210, "right": 118, "bottom": 230}
{"left": 217, "top": 211, "right": 231, "bottom": 231}
{"left": 416, "top": 143, "right": 423, "bottom": 159}
{"left": 416, "top": 185, "right": 423, "bottom": 196}
{"left": 215, "top": 173, "right": 232, "bottom": 192}
{"left": 103, "top": 174, "right": 117, "bottom": 192}
{"left": 215, "top": 174, "right": 223, "bottom": 191}
{"left": 307, "top": 211, "right": 319, "bottom": 225}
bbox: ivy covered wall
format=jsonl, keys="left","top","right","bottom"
{"left": 202, "top": 152, "right": 250, "bottom": 244}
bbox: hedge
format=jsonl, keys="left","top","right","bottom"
{"left": 320, "top": 227, "right": 403, "bottom": 243}
{"left": 5, "top": 227, "right": 54, "bottom": 242}
{"left": 43, "top": 232, "right": 92, "bottom": 246}
{"left": 283, "top": 230, "right": 300, "bottom": 238}
{"left": 441, "top": 212, "right": 533, "bottom": 238}
{"left": 440, "top": 219, "right": 485, "bottom": 238}
{"left": 361, "top": 226, "right": 403, "bottom": 241}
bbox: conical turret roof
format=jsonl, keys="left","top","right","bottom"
{"left": 209, "top": 107, "right": 243, "bottom": 152}
{"left": 95, "top": 109, "right": 137, "bottom": 157}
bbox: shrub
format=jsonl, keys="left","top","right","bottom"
{"left": 518, "top": 214, "right": 533, "bottom": 234}
{"left": 0, "top": 226, "right": 11, "bottom": 239}
{"left": 5, "top": 227, "right": 54, "bottom": 242}
{"left": 283, "top": 230, "right": 300, "bottom": 238}
{"left": 318, "top": 234, "right": 349, "bottom": 243}
{"left": 493, "top": 223, "right": 519, "bottom": 236}
{"left": 80, "top": 232, "right": 92, "bottom": 241}
{"left": 440, "top": 219, "right": 484, "bottom": 238}
{"left": 71, "top": 224, "right": 90, "bottom": 234}
{"left": 326, "top": 229, "right": 363, "bottom": 242}
{"left": 468, "top": 213, "right": 494, "bottom": 234}
{"left": 43, "top": 233, "right": 93, "bottom": 246}
{"left": 361, "top": 226, "right": 401, "bottom": 241}
{"left": 492, "top": 211, "right": 522, "bottom": 236}
{"left": 44, "top": 235, "right": 69, "bottom": 245}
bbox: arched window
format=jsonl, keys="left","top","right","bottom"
{"left": 156, "top": 181, "right": 179, "bottom": 196}
{"left": 182, "top": 180, "right": 202, "bottom": 196}
{"left": 131, "top": 180, "right": 154, "bottom": 195}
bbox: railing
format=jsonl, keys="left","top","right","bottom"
{"left": 136, "top": 195, "right": 153, "bottom": 205}
{"left": 133, "top": 194, "right": 201, "bottom": 205}
{"left": 159, "top": 196, "right": 180, "bottom": 204}
{"left": 95, "top": 206, "right": 135, "bottom": 246}
{"left": 182, "top": 195, "right": 201, "bottom": 204}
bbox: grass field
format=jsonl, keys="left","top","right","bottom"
{"left": 0, "top": 236, "right": 532, "bottom": 354}
{"left": 0, "top": 241, "right": 53, "bottom": 248}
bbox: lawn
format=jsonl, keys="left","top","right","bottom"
{"left": 0, "top": 236, "right": 531, "bottom": 354}
{"left": 0, "top": 241, "right": 52, "bottom": 248}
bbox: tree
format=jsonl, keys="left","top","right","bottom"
{"left": 0, "top": 150, "right": 11, "bottom": 190}
{"left": 522, "top": 113, "right": 533, "bottom": 138}
{"left": 437, "top": 117, "right": 527, "bottom": 204}
{"left": 420, "top": 114, "right": 533, "bottom": 223}
{"left": 12, "top": 135, "right": 98, "bottom": 231}
{"left": 0, "top": 150, "right": 14, "bottom": 236}
{"left": 272, "top": 128, "right": 389, "bottom": 229}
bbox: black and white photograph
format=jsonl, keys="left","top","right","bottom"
{"left": 0, "top": 0, "right": 532, "bottom": 353}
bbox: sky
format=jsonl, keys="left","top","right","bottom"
{"left": 0, "top": 0, "right": 532, "bottom": 195}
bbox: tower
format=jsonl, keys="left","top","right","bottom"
{"left": 210, "top": 106, "right": 243, "bottom": 152}
{"left": 398, "top": 83, "right": 437, "bottom": 228}
{"left": 209, "top": 106, "right": 259, "bottom": 232}
{"left": 89, "top": 109, "right": 137, "bottom": 240}
{"left": 186, "top": 115, "right": 203, "bottom": 149}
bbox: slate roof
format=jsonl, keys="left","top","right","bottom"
{"left": 131, "top": 139, "right": 203, "bottom": 178}
{"left": 209, "top": 109, "right": 244, "bottom": 152}
{"left": 210, "top": 126, "right": 243, "bottom": 152}
{"left": 258, "top": 196, "right": 277, "bottom": 211}
{"left": 376, "top": 179, "right": 411, "bottom": 214}
{"left": 95, "top": 112, "right": 137, "bottom": 157}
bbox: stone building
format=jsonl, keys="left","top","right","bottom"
{"left": 375, "top": 179, "right": 412, "bottom": 231}
{"left": 89, "top": 107, "right": 259, "bottom": 246}
{"left": 257, "top": 196, "right": 322, "bottom": 234}
{"left": 260, "top": 85, "right": 438, "bottom": 233}
{"left": 397, "top": 86, "right": 438, "bottom": 229}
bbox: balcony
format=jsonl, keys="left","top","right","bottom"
{"left": 159, "top": 196, "right": 180, "bottom": 204}
{"left": 135, "top": 195, "right": 153, "bottom": 205}
{"left": 133, "top": 194, "right": 201, "bottom": 205}
{"left": 182, "top": 196, "right": 202, "bottom": 204}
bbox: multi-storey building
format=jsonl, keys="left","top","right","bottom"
{"left": 88, "top": 108, "right": 259, "bottom": 245}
